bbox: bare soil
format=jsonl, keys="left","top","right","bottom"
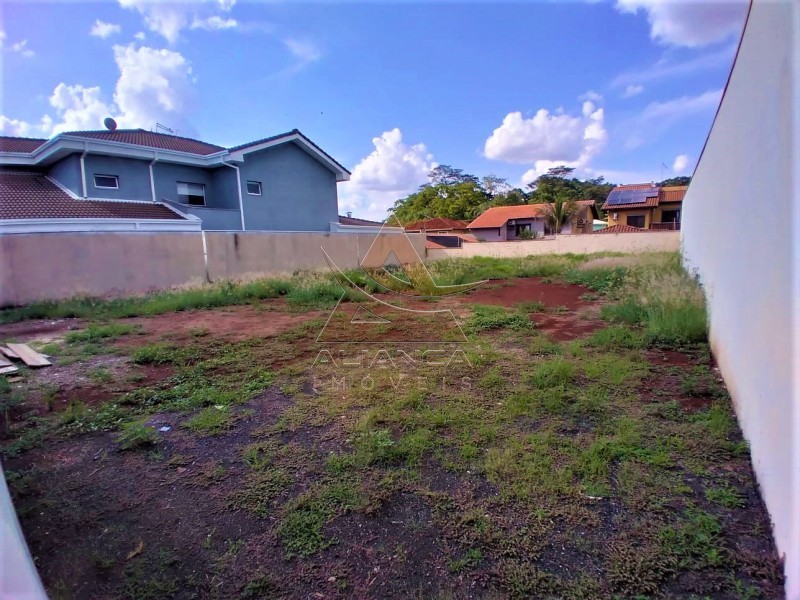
{"left": 0, "top": 278, "right": 785, "bottom": 599}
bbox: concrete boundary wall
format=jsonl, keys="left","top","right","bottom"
{"left": 426, "top": 231, "right": 679, "bottom": 260}
{"left": 0, "top": 231, "right": 426, "bottom": 307}
{"left": 681, "top": 2, "right": 799, "bottom": 597}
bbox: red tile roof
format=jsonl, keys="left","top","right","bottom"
{"left": 659, "top": 186, "right": 688, "bottom": 202}
{"left": 404, "top": 217, "right": 469, "bottom": 231}
{"left": 0, "top": 171, "right": 186, "bottom": 220}
{"left": 0, "top": 137, "right": 48, "bottom": 153}
{"left": 593, "top": 224, "right": 648, "bottom": 234}
{"left": 468, "top": 204, "right": 549, "bottom": 229}
{"left": 63, "top": 129, "right": 226, "bottom": 156}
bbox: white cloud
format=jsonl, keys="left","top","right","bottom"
{"left": 134, "top": 31, "right": 146, "bottom": 40}
{"left": 673, "top": 154, "right": 690, "bottom": 173}
{"left": 191, "top": 16, "right": 238, "bottom": 30}
{"left": 90, "top": 20, "right": 122, "bottom": 39}
{"left": 24, "top": 44, "right": 195, "bottom": 137}
{"left": 627, "top": 89, "right": 721, "bottom": 148}
{"left": 284, "top": 37, "right": 321, "bottom": 63}
{"left": 112, "top": 44, "right": 196, "bottom": 132}
{"left": 339, "top": 128, "right": 437, "bottom": 221}
{"left": 49, "top": 84, "right": 115, "bottom": 134}
{"left": 615, "top": 0, "right": 748, "bottom": 47}
{"left": 622, "top": 84, "right": 644, "bottom": 98}
{"left": 485, "top": 100, "right": 608, "bottom": 184}
{"left": 119, "top": 0, "right": 239, "bottom": 43}
{"left": 2, "top": 35, "right": 35, "bottom": 58}
{"left": 0, "top": 116, "right": 33, "bottom": 136}
{"left": 612, "top": 44, "right": 736, "bottom": 89}
{"left": 580, "top": 90, "right": 604, "bottom": 103}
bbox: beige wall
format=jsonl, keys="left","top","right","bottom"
{"left": 681, "top": 2, "right": 799, "bottom": 597}
{"left": 0, "top": 231, "right": 427, "bottom": 307}
{"left": 427, "top": 231, "right": 679, "bottom": 260}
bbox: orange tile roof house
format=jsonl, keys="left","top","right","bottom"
{"left": 601, "top": 184, "right": 687, "bottom": 231}
{"left": 467, "top": 201, "right": 598, "bottom": 241}
{"left": 0, "top": 127, "right": 350, "bottom": 234}
{"left": 403, "top": 217, "right": 470, "bottom": 233}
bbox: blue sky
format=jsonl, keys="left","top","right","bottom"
{"left": 0, "top": 0, "right": 748, "bottom": 219}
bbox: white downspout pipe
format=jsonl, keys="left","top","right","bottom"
{"left": 149, "top": 152, "right": 158, "bottom": 203}
{"left": 221, "top": 158, "right": 246, "bottom": 231}
{"left": 79, "top": 142, "right": 88, "bottom": 199}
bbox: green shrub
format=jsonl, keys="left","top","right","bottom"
{"left": 465, "top": 305, "right": 532, "bottom": 333}
{"left": 117, "top": 422, "right": 158, "bottom": 450}
{"left": 600, "top": 298, "right": 646, "bottom": 325}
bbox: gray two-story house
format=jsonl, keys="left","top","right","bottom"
{"left": 0, "top": 128, "right": 350, "bottom": 233}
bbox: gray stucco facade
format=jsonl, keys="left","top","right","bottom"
{"left": 238, "top": 144, "right": 339, "bottom": 231}
{"left": 43, "top": 136, "right": 347, "bottom": 232}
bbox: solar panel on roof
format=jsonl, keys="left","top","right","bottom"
{"left": 606, "top": 187, "right": 658, "bottom": 206}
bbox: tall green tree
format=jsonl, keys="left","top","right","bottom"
{"left": 659, "top": 176, "right": 691, "bottom": 187}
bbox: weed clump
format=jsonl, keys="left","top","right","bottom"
{"left": 117, "top": 422, "right": 158, "bottom": 450}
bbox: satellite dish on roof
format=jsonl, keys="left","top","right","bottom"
{"left": 103, "top": 117, "right": 118, "bottom": 131}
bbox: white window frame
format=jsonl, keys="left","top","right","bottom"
{"left": 246, "top": 180, "right": 262, "bottom": 196}
{"left": 176, "top": 181, "right": 206, "bottom": 206}
{"left": 93, "top": 174, "right": 119, "bottom": 190}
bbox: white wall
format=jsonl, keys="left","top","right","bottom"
{"left": 681, "top": 2, "right": 799, "bottom": 597}
{"left": 427, "top": 231, "right": 679, "bottom": 260}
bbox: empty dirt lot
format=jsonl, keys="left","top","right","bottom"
{"left": 0, "top": 258, "right": 785, "bottom": 599}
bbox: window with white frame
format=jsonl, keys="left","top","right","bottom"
{"left": 246, "top": 180, "right": 262, "bottom": 196}
{"left": 177, "top": 182, "right": 206, "bottom": 206}
{"left": 93, "top": 174, "right": 119, "bottom": 189}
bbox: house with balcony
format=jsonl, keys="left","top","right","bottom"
{"left": 0, "top": 128, "right": 350, "bottom": 233}
{"left": 601, "top": 184, "right": 687, "bottom": 231}
{"left": 467, "top": 201, "right": 598, "bottom": 241}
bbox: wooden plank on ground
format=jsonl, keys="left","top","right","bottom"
{"left": 6, "top": 343, "right": 51, "bottom": 367}
{"left": 0, "top": 366, "right": 19, "bottom": 376}
{"left": 0, "top": 346, "right": 19, "bottom": 359}
{"left": 0, "top": 355, "right": 12, "bottom": 367}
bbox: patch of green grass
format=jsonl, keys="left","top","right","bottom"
{"left": 240, "top": 574, "right": 279, "bottom": 599}
{"left": 527, "top": 334, "right": 562, "bottom": 356}
{"left": 582, "top": 353, "right": 648, "bottom": 388}
{"left": 518, "top": 301, "right": 547, "bottom": 313}
{"left": 228, "top": 469, "right": 292, "bottom": 517}
{"left": 0, "top": 278, "right": 299, "bottom": 324}
{"left": 588, "top": 325, "right": 646, "bottom": 350}
{"left": 600, "top": 298, "right": 646, "bottom": 325}
{"left": 465, "top": 305, "right": 532, "bottom": 333}
{"left": 680, "top": 366, "right": 727, "bottom": 398}
{"left": 705, "top": 483, "right": 746, "bottom": 508}
{"left": 529, "top": 358, "right": 575, "bottom": 388}
{"left": 65, "top": 322, "right": 137, "bottom": 344}
{"left": 658, "top": 507, "right": 726, "bottom": 569}
{"left": 564, "top": 266, "right": 627, "bottom": 293}
{"left": 131, "top": 343, "right": 182, "bottom": 365}
{"left": 184, "top": 406, "right": 232, "bottom": 435}
{"left": 117, "top": 422, "right": 158, "bottom": 450}
{"left": 87, "top": 366, "right": 114, "bottom": 384}
{"left": 276, "top": 480, "right": 364, "bottom": 557}
{"left": 448, "top": 548, "right": 483, "bottom": 573}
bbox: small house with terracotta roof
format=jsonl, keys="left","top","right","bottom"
{"left": 0, "top": 128, "right": 350, "bottom": 233}
{"left": 467, "top": 201, "right": 598, "bottom": 241}
{"left": 403, "top": 217, "right": 470, "bottom": 234}
{"left": 602, "top": 184, "right": 687, "bottom": 230}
